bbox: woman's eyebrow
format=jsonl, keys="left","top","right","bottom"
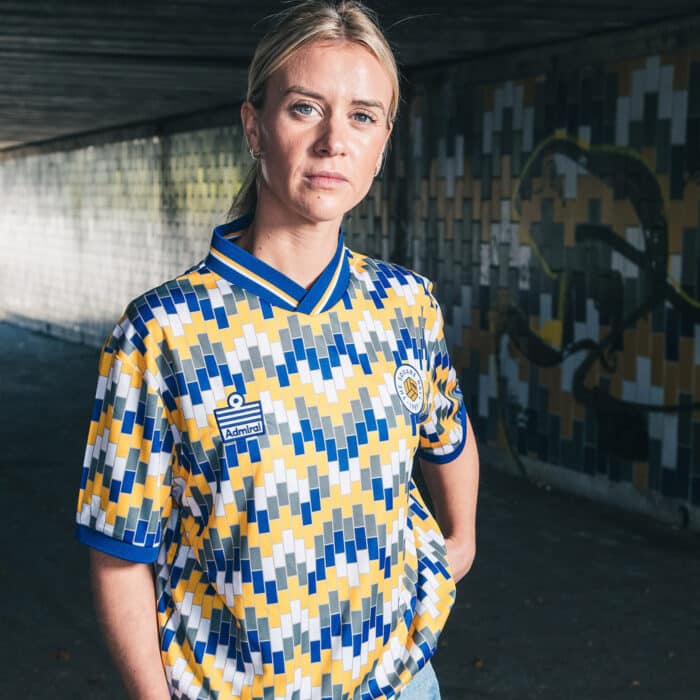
{"left": 283, "top": 85, "right": 386, "bottom": 115}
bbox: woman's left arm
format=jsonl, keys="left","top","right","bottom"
{"left": 419, "top": 414, "right": 479, "bottom": 583}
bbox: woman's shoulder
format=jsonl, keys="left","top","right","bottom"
{"left": 104, "top": 260, "right": 213, "bottom": 356}
{"left": 346, "top": 248, "right": 436, "bottom": 300}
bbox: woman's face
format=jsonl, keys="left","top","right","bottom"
{"left": 242, "top": 40, "right": 394, "bottom": 228}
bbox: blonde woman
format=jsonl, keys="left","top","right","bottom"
{"left": 76, "top": 2, "right": 479, "bottom": 698}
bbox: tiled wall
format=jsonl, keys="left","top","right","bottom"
{"left": 0, "top": 127, "right": 246, "bottom": 345}
{"left": 1, "top": 40, "right": 698, "bottom": 518}
{"left": 392, "top": 48, "right": 700, "bottom": 509}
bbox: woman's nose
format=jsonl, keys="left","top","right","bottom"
{"left": 314, "top": 114, "right": 347, "bottom": 157}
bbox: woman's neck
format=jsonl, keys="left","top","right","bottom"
{"left": 238, "top": 209, "right": 342, "bottom": 290}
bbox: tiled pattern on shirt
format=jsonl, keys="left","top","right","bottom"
{"left": 77, "top": 248, "right": 464, "bottom": 700}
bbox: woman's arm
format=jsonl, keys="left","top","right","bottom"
{"left": 419, "top": 415, "right": 479, "bottom": 583}
{"left": 90, "top": 549, "right": 171, "bottom": 700}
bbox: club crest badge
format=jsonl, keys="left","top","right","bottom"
{"left": 214, "top": 393, "right": 265, "bottom": 442}
{"left": 394, "top": 363, "right": 424, "bottom": 415}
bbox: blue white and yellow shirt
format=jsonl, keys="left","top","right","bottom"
{"left": 76, "top": 215, "right": 467, "bottom": 700}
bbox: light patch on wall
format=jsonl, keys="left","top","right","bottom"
{"left": 662, "top": 414, "right": 679, "bottom": 469}
{"left": 482, "top": 111, "right": 493, "bottom": 154}
{"left": 615, "top": 95, "right": 630, "bottom": 146}
{"left": 671, "top": 90, "right": 688, "bottom": 145}
{"left": 585, "top": 299, "right": 600, "bottom": 343}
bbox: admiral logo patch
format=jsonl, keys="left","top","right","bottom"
{"left": 214, "top": 393, "right": 266, "bottom": 442}
{"left": 394, "top": 363, "right": 425, "bottom": 415}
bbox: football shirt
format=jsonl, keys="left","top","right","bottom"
{"left": 76, "top": 215, "right": 467, "bottom": 699}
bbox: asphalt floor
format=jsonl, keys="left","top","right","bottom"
{"left": 1, "top": 321, "right": 698, "bottom": 700}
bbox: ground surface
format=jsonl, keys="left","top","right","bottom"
{"left": 1, "top": 321, "right": 698, "bottom": 699}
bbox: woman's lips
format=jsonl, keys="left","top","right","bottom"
{"left": 304, "top": 171, "right": 349, "bottom": 188}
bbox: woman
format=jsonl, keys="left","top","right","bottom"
{"left": 75, "top": 2, "right": 479, "bottom": 699}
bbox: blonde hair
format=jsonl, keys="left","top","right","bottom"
{"left": 228, "top": 0, "right": 400, "bottom": 219}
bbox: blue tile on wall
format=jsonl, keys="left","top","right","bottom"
{"left": 689, "top": 61, "right": 700, "bottom": 116}
{"left": 651, "top": 302, "right": 665, "bottom": 333}
{"left": 678, "top": 395, "right": 693, "bottom": 445}
{"left": 629, "top": 121, "right": 644, "bottom": 150}
{"left": 665, "top": 307, "right": 679, "bottom": 361}
{"left": 660, "top": 467, "right": 676, "bottom": 498}
{"left": 670, "top": 145, "right": 685, "bottom": 200}
{"left": 655, "top": 120, "right": 671, "bottom": 174}
{"left": 692, "top": 478, "right": 700, "bottom": 506}
{"left": 643, "top": 93, "right": 658, "bottom": 146}
{"left": 686, "top": 117, "right": 700, "bottom": 179}
{"left": 584, "top": 446, "right": 597, "bottom": 474}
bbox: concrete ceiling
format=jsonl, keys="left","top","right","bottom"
{"left": 1, "top": 0, "right": 699, "bottom": 149}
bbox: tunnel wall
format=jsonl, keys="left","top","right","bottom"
{"left": 0, "top": 23, "right": 698, "bottom": 526}
{"left": 0, "top": 126, "right": 246, "bottom": 345}
{"left": 391, "top": 32, "right": 700, "bottom": 525}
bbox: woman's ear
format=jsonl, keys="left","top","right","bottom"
{"left": 241, "top": 101, "right": 262, "bottom": 157}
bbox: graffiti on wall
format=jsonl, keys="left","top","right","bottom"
{"left": 495, "top": 134, "right": 700, "bottom": 478}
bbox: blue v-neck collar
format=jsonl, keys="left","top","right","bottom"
{"left": 205, "top": 215, "right": 350, "bottom": 315}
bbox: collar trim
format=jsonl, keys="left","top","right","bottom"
{"left": 205, "top": 215, "right": 350, "bottom": 315}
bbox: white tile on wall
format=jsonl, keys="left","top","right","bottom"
{"left": 615, "top": 96, "right": 630, "bottom": 146}
{"left": 671, "top": 90, "right": 688, "bottom": 145}
{"left": 658, "top": 64, "right": 674, "bottom": 120}
{"left": 661, "top": 414, "right": 679, "bottom": 469}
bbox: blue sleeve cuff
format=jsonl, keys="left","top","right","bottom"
{"left": 76, "top": 524, "right": 159, "bottom": 563}
{"left": 417, "top": 403, "right": 468, "bottom": 465}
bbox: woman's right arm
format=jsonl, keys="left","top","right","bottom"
{"left": 90, "top": 549, "right": 171, "bottom": 700}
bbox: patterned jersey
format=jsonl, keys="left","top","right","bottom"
{"left": 76, "top": 215, "right": 467, "bottom": 700}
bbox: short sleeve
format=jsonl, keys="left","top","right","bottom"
{"left": 417, "top": 286, "right": 468, "bottom": 464}
{"left": 75, "top": 326, "right": 176, "bottom": 563}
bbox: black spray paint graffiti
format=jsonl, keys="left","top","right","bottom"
{"left": 495, "top": 134, "right": 700, "bottom": 476}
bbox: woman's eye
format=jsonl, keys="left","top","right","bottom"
{"left": 353, "top": 112, "right": 376, "bottom": 124}
{"left": 292, "top": 103, "right": 315, "bottom": 116}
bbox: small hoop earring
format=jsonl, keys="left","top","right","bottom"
{"left": 249, "top": 147, "right": 262, "bottom": 160}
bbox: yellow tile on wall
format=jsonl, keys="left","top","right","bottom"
{"left": 429, "top": 159, "right": 438, "bottom": 198}
{"left": 523, "top": 77, "right": 538, "bottom": 106}
{"left": 679, "top": 339, "right": 694, "bottom": 392}
{"left": 636, "top": 319, "right": 650, "bottom": 357}
{"left": 445, "top": 201, "right": 454, "bottom": 241}
{"left": 670, "top": 50, "right": 690, "bottom": 89}
{"left": 633, "top": 462, "right": 649, "bottom": 491}
{"left": 501, "top": 156, "right": 512, "bottom": 195}
{"left": 437, "top": 179, "right": 446, "bottom": 219}
{"left": 472, "top": 181, "right": 482, "bottom": 220}
{"left": 560, "top": 396, "right": 573, "bottom": 440}
{"left": 454, "top": 178, "right": 464, "bottom": 220}
{"left": 623, "top": 330, "right": 637, "bottom": 381}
